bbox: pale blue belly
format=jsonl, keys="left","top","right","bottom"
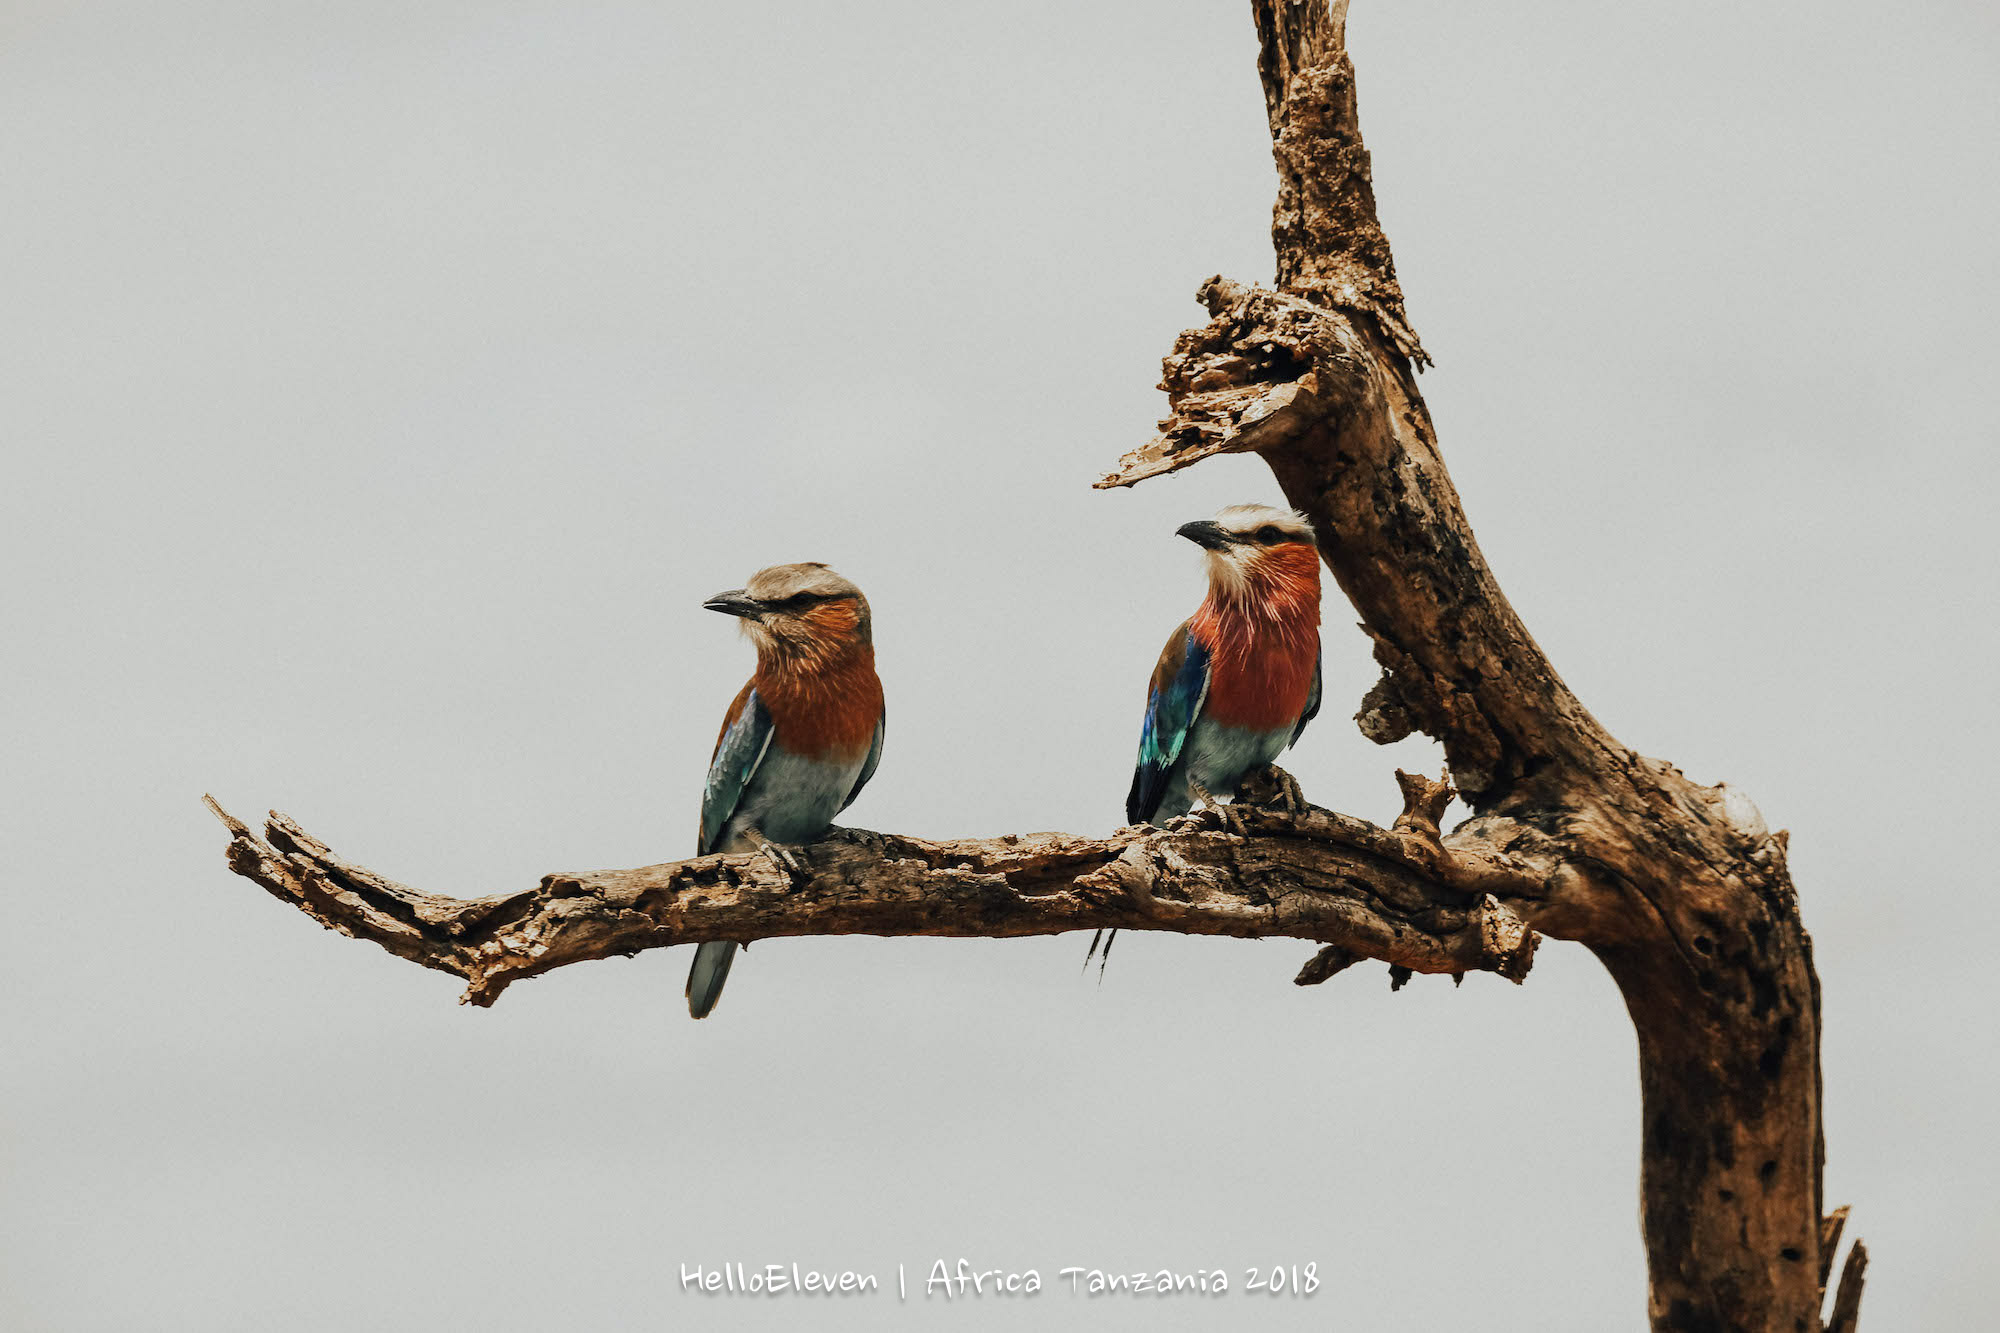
{"left": 1155, "top": 718, "right": 1293, "bottom": 821}
{"left": 718, "top": 745, "right": 866, "bottom": 851}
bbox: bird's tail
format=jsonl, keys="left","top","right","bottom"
{"left": 1083, "top": 928, "right": 1118, "bottom": 982}
{"left": 686, "top": 941, "right": 739, "bottom": 1019}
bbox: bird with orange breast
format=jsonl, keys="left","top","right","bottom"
{"left": 1090, "top": 504, "right": 1322, "bottom": 969}
{"left": 687, "top": 563, "right": 885, "bottom": 1019}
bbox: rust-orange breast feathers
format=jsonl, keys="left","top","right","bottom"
{"left": 754, "top": 647, "right": 883, "bottom": 762}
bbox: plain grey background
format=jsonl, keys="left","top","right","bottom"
{"left": 5, "top": 1, "right": 1995, "bottom": 1328}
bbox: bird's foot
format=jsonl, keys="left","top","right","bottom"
{"left": 741, "top": 830, "right": 809, "bottom": 880}
{"left": 1238, "top": 763, "right": 1307, "bottom": 818}
{"left": 1233, "top": 763, "right": 1307, "bottom": 818}
{"left": 1188, "top": 780, "right": 1249, "bottom": 837}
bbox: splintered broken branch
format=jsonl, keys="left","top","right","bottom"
{"left": 206, "top": 770, "right": 1547, "bottom": 1008}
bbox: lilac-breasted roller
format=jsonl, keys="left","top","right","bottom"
{"left": 686, "top": 562, "right": 885, "bottom": 1019}
{"left": 1090, "top": 504, "right": 1322, "bottom": 967}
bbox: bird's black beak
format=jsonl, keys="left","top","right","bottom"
{"left": 1175, "top": 519, "right": 1233, "bottom": 551}
{"left": 702, "top": 589, "right": 764, "bottom": 620}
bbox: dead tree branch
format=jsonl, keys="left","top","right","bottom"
{"left": 205, "top": 776, "right": 1545, "bottom": 1009}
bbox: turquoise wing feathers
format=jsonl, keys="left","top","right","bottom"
{"left": 840, "top": 708, "right": 885, "bottom": 814}
{"left": 1290, "top": 649, "right": 1322, "bottom": 748}
{"left": 1126, "top": 625, "right": 1211, "bottom": 824}
{"left": 698, "top": 685, "right": 774, "bottom": 856}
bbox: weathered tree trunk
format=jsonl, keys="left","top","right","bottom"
{"left": 1099, "top": 6, "right": 1863, "bottom": 1326}
{"left": 206, "top": 4, "right": 1862, "bottom": 1328}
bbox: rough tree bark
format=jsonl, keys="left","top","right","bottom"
{"left": 206, "top": 4, "right": 1863, "bottom": 1329}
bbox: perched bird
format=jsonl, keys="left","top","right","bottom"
{"left": 1090, "top": 504, "right": 1322, "bottom": 970}
{"left": 686, "top": 563, "right": 885, "bottom": 1019}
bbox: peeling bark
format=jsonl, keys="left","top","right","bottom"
{"left": 205, "top": 773, "right": 1543, "bottom": 1009}
{"left": 206, "top": 3, "right": 1860, "bottom": 1328}
{"left": 1104, "top": 5, "right": 1860, "bottom": 1328}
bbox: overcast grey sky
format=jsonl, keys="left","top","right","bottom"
{"left": 4, "top": 1, "right": 1996, "bottom": 1328}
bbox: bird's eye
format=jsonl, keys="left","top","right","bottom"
{"left": 773, "top": 593, "right": 820, "bottom": 612}
{"left": 1257, "top": 525, "right": 1282, "bottom": 544}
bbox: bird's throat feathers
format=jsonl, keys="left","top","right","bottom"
{"left": 752, "top": 637, "right": 882, "bottom": 760}
{"left": 1192, "top": 542, "right": 1320, "bottom": 730}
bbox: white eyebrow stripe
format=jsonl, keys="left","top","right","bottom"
{"left": 1212, "top": 503, "right": 1314, "bottom": 540}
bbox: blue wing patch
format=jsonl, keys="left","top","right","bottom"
{"left": 840, "top": 708, "right": 885, "bottom": 815}
{"left": 699, "top": 686, "right": 774, "bottom": 855}
{"left": 1290, "top": 649, "right": 1322, "bottom": 748}
{"left": 1126, "top": 626, "right": 1211, "bottom": 824}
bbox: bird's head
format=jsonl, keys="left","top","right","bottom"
{"left": 704, "top": 562, "right": 872, "bottom": 664}
{"left": 1177, "top": 503, "right": 1321, "bottom": 606}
